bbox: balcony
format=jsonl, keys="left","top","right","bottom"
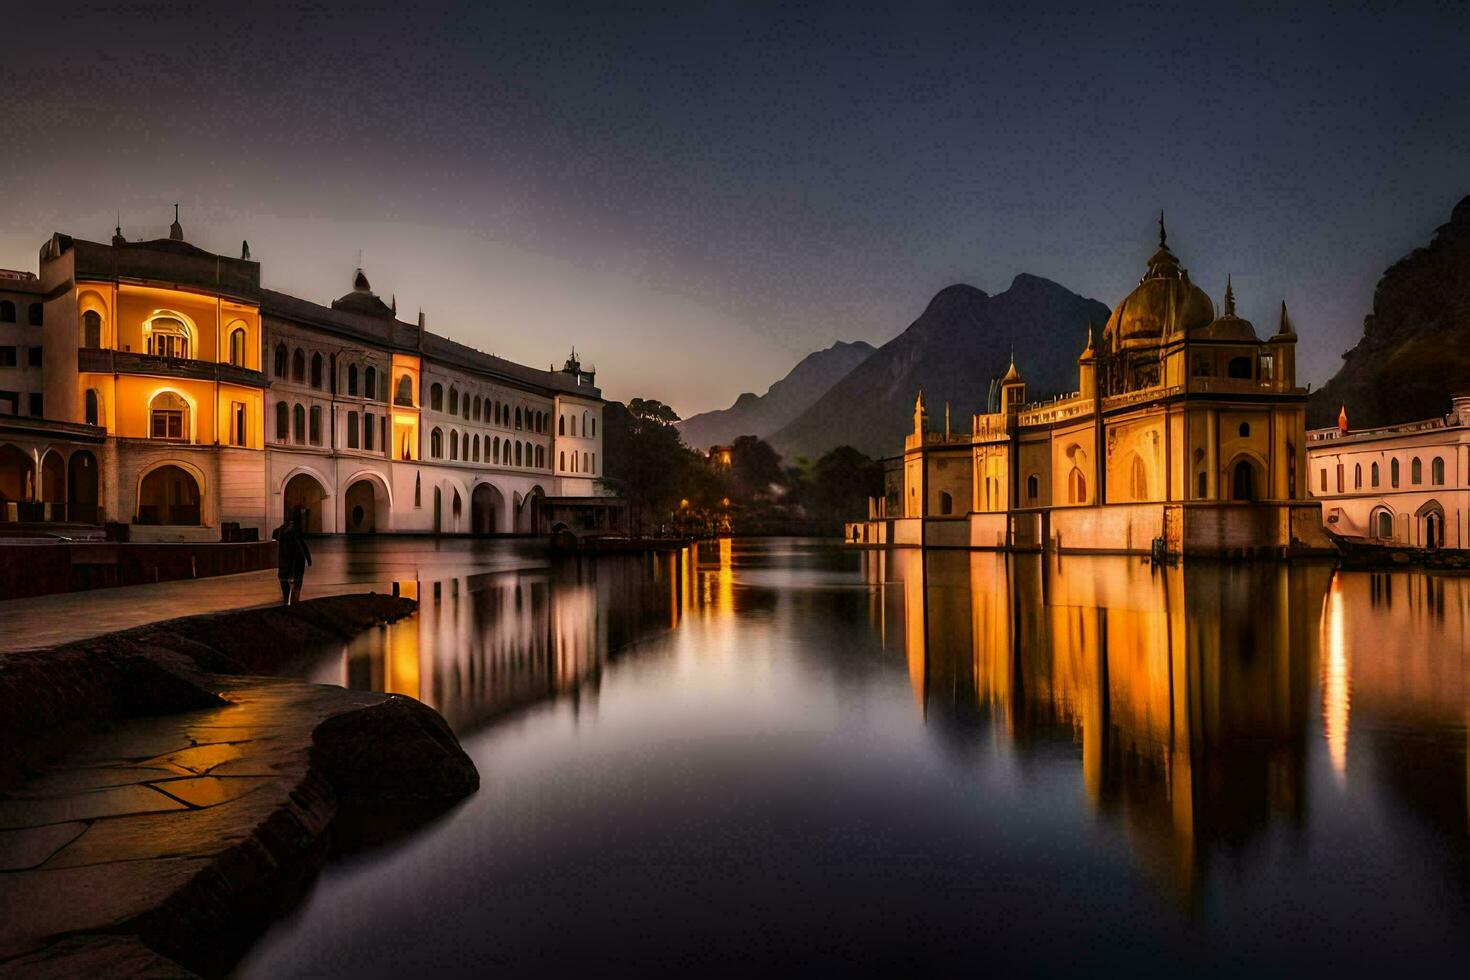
{"left": 78, "top": 348, "right": 269, "bottom": 388}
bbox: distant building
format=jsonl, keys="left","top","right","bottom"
{"left": 0, "top": 214, "right": 612, "bottom": 538}
{"left": 1307, "top": 396, "right": 1470, "bottom": 549}
{"left": 849, "top": 219, "right": 1329, "bottom": 557}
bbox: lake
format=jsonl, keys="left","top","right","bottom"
{"left": 241, "top": 538, "right": 1470, "bottom": 977}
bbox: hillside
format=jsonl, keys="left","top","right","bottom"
{"left": 1309, "top": 194, "right": 1470, "bottom": 428}
{"left": 677, "top": 340, "right": 875, "bottom": 451}
{"left": 768, "top": 275, "right": 1110, "bottom": 460}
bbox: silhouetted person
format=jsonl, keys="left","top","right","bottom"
{"left": 272, "top": 512, "right": 312, "bottom": 605}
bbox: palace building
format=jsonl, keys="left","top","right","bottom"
{"left": 850, "top": 219, "right": 1330, "bottom": 557}
{"left": 1307, "top": 397, "right": 1470, "bottom": 550}
{"left": 0, "top": 213, "right": 615, "bottom": 540}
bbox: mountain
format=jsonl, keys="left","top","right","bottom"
{"left": 677, "top": 340, "right": 875, "bottom": 451}
{"left": 767, "top": 275, "right": 1110, "bottom": 461}
{"left": 1308, "top": 194, "right": 1470, "bottom": 428}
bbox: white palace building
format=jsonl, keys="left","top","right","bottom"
{"left": 0, "top": 213, "right": 617, "bottom": 540}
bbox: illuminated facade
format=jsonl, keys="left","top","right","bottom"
{"left": 0, "top": 216, "right": 609, "bottom": 538}
{"left": 851, "top": 220, "right": 1330, "bottom": 557}
{"left": 1307, "top": 396, "right": 1470, "bottom": 549}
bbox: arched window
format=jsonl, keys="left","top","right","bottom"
{"left": 583, "top": 411, "right": 589, "bottom": 435}
{"left": 473, "top": 396, "right": 481, "bottom": 421}
{"left": 363, "top": 414, "right": 374, "bottom": 451}
{"left": 1391, "top": 459, "right": 1400, "bottom": 488}
{"left": 559, "top": 415, "right": 566, "bottom": 435}
{"left": 431, "top": 427, "right": 444, "bottom": 458}
{"left": 560, "top": 450, "right": 566, "bottom": 471}
{"left": 148, "top": 317, "right": 191, "bottom": 359}
{"left": 464, "top": 397, "right": 471, "bottom": 421}
{"left": 515, "top": 441, "right": 523, "bottom": 467}
{"left": 591, "top": 452, "right": 596, "bottom": 472}
{"left": 137, "top": 465, "right": 200, "bottom": 526}
{"left": 1232, "top": 459, "right": 1256, "bottom": 501}
{"left": 1068, "top": 468, "right": 1087, "bottom": 504}
{"left": 27, "top": 303, "right": 41, "bottom": 326}
{"left": 570, "top": 415, "right": 577, "bottom": 437}
{"left": 1027, "top": 474, "right": 1039, "bottom": 500}
{"left": 515, "top": 407, "right": 523, "bottom": 429}
{"left": 292, "top": 403, "right": 306, "bottom": 443}
{"left": 1411, "top": 457, "right": 1422, "bottom": 485}
{"left": 275, "top": 401, "right": 288, "bottom": 440}
{"left": 1371, "top": 462, "right": 1380, "bottom": 487}
{"left": 149, "top": 391, "right": 188, "bottom": 440}
{"left": 938, "top": 491, "right": 953, "bottom": 515}
{"left": 364, "top": 366, "right": 377, "bottom": 400}
{"left": 591, "top": 417, "right": 596, "bottom": 437}
{"left": 228, "top": 327, "right": 247, "bottom": 367}
{"left": 450, "top": 430, "right": 459, "bottom": 460}
{"left": 1432, "top": 457, "right": 1445, "bottom": 486}
{"left": 1354, "top": 463, "right": 1362, "bottom": 489}
{"left": 1227, "top": 356, "right": 1252, "bottom": 379}
{"left": 310, "top": 406, "right": 322, "bottom": 445}
{"left": 430, "top": 383, "right": 443, "bottom": 411}
{"left": 347, "top": 364, "right": 359, "bottom": 396}
{"left": 83, "top": 310, "right": 103, "bottom": 348}
{"left": 274, "top": 343, "right": 287, "bottom": 376}
{"left": 582, "top": 451, "right": 589, "bottom": 472}
{"left": 292, "top": 348, "right": 306, "bottom": 382}
{"left": 449, "top": 387, "right": 459, "bottom": 416}
{"left": 84, "top": 389, "right": 101, "bottom": 426}
{"left": 493, "top": 436, "right": 501, "bottom": 464}
{"left": 0, "top": 301, "right": 13, "bottom": 322}
{"left": 473, "top": 435, "right": 480, "bottom": 461}
{"left": 1238, "top": 422, "right": 1250, "bottom": 438}
{"left": 310, "top": 352, "right": 323, "bottom": 388}
{"left": 538, "top": 446, "right": 545, "bottom": 467}
{"left": 396, "top": 375, "right": 413, "bottom": 406}
{"left": 1374, "top": 509, "right": 1394, "bottom": 540}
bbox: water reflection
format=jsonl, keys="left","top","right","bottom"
{"left": 865, "top": 550, "right": 1469, "bottom": 900}
{"left": 306, "top": 542, "right": 737, "bottom": 733}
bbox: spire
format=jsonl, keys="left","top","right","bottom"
{"left": 169, "top": 203, "right": 183, "bottom": 241}
{"left": 1277, "top": 300, "right": 1296, "bottom": 337}
{"left": 112, "top": 214, "right": 125, "bottom": 247}
{"left": 1079, "top": 322, "right": 1095, "bottom": 359}
{"left": 1223, "top": 274, "right": 1235, "bottom": 316}
{"left": 1158, "top": 209, "right": 1167, "bottom": 248}
{"left": 353, "top": 268, "right": 371, "bottom": 292}
{"left": 1001, "top": 351, "right": 1021, "bottom": 383}
{"left": 391, "top": 293, "right": 397, "bottom": 315}
{"left": 241, "top": 240, "right": 251, "bottom": 261}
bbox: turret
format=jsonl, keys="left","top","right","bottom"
{"left": 999, "top": 356, "right": 1026, "bottom": 415}
{"left": 1268, "top": 301, "right": 1298, "bottom": 386}
{"left": 1077, "top": 323, "right": 1097, "bottom": 400}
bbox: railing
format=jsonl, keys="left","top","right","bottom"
{"left": 78, "top": 348, "right": 269, "bottom": 388}
{"left": 1308, "top": 416, "right": 1455, "bottom": 442}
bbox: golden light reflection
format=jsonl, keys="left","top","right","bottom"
{"left": 1321, "top": 572, "right": 1350, "bottom": 786}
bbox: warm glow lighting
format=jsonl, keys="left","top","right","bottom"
{"left": 1321, "top": 572, "right": 1350, "bottom": 785}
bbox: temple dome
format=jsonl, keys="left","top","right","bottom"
{"left": 331, "top": 266, "right": 395, "bottom": 317}
{"left": 1103, "top": 226, "right": 1214, "bottom": 350}
{"left": 1195, "top": 276, "right": 1259, "bottom": 341}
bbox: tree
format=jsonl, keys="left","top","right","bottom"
{"left": 728, "top": 435, "right": 785, "bottom": 502}
{"left": 807, "top": 445, "right": 884, "bottom": 520}
{"left": 601, "top": 399, "right": 699, "bottom": 533}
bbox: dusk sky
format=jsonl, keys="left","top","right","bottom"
{"left": 2, "top": 1, "right": 1466, "bottom": 416}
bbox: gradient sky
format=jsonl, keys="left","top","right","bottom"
{"left": 1, "top": 1, "right": 1466, "bottom": 416}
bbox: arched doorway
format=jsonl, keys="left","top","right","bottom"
{"left": 1230, "top": 458, "right": 1258, "bottom": 502}
{"left": 344, "top": 479, "right": 382, "bottom": 533}
{"left": 516, "top": 485, "right": 545, "bottom": 533}
{"left": 0, "top": 445, "right": 35, "bottom": 517}
{"left": 284, "top": 473, "right": 328, "bottom": 533}
{"left": 68, "top": 451, "right": 99, "bottom": 523}
{"left": 1417, "top": 501, "right": 1445, "bottom": 550}
{"left": 137, "top": 465, "right": 201, "bottom": 525}
{"left": 471, "top": 484, "right": 502, "bottom": 534}
{"left": 39, "top": 451, "right": 65, "bottom": 505}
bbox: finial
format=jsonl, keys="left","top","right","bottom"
{"left": 1158, "top": 209, "right": 1167, "bottom": 247}
{"left": 112, "top": 214, "right": 125, "bottom": 247}
{"left": 168, "top": 202, "right": 184, "bottom": 241}
{"left": 241, "top": 240, "right": 251, "bottom": 261}
{"left": 391, "top": 293, "right": 397, "bottom": 314}
{"left": 417, "top": 308, "right": 425, "bottom": 329}
{"left": 1277, "top": 300, "right": 1295, "bottom": 337}
{"left": 1223, "top": 274, "right": 1235, "bottom": 316}
{"left": 174, "top": 202, "right": 179, "bottom": 223}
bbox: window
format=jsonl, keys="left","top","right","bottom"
{"left": 275, "top": 402, "right": 289, "bottom": 440}
{"left": 27, "top": 303, "right": 41, "bottom": 326}
{"left": 1375, "top": 509, "right": 1394, "bottom": 540}
{"left": 515, "top": 441, "right": 523, "bottom": 467}
{"left": 0, "top": 347, "right": 13, "bottom": 367}
{"left": 1197, "top": 471, "right": 1207, "bottom": 498}
{"left": 310, "top": 352, "right": 323, "bottom": 388}
{"left": 274, "top": 343, "right": 287, "bottom": 376}
{"left": 1432, "top": 457, "right": 1445, "bottom": 486}
{"left": 1336, "top": 464, "right": 1343, "bottom": 494}
{"left": 293, "top": 403, "right": 306, "bottom": 443}
{"left": 1411, "top": 457, "right": 1422, "bottom": 485}
{"left": 230, "top": 402, "right": 247, "bottom": 446}
{"left": 149, "top": 391, "right": 187, "bottom": 440}
{"left": 28, "top": 393, "right": 42, "bottom": 417}
{"left": 1238, "top": 422, "right": 1250, "bottom": 438}
{"left": 0, "top": 390, "right": 16, "bottom": 414}
{"left": 939, "top": 491, "right": 953, "bottom": 515}
{"left": 310, "top": 406, "right": 322, "bottom": 445}
{"left": 449, "top": 388, "right": 460, "bottom": 416}
{"left": 229, "top": 328, "right": 247, "bottom": 367}
{"left": 493, "top": 437, "right": 500, "bottom": 464}
{"left": 27, "top": 346, "right": 41, "bottom": 367}
{"left": 473, "top": 396, "right": 481, "bottom": 421}
{"left": 83, "top": 310, "right": 103, "bottom": 348}
{"left": 1027, "top": 474, "right": 1039, "bottom": 500}
{"left": 591, "top": 452, "right": 595, "bottom": 472}
{"left": 473, "top": 435, "right": 480, "bottom": 462}
{"left": 396, "top": 375, "right": 413, "bottom": 406}
{"left": 1227, "top": 356, "right": 1252, "bottom": 379}
{"left": 515, "top": 407, "right": 523, "bottom": 429}
{"left": 363, "top": 413, "right": 374, "bottom": 451}
{"left": 583, "top": 411, "right": 589, "bottom": 436}
{"left": 431, "top": 383, "right": 443, "bottom": 411}
{"left": 570, "top": 415, "right": 577, "bottom": 437}
{"left": 348, "top": 365, "right": 359, "bottom": 396}
{"left": 346, "top": 411, "right": 360, "bottom": 449}
{"left": 147, "top": 318, "right": 190, "bottom": 359}
{"left": 1371, "top": 462, "right": 1380, "bottom": 487}
{"left": 1068, "top": 468, "right": 1087, "bottom": 504}
{"left": 364, "top": 366, "right": 377, "bottom": 400}
{"left": 0, "top": 301, "right": 12, "bottom": 322}
{"left": 414, "top": 473, "right": 421, "bottom": 508}
{"left": 1354, "top": 463, "right": 1362, "bottom": 489}
{"left": 431, "top": 427, "right": 443, "bottom": 458}
{"left": 450, "top": 430, "right": 459, "bottom": 460}
{"left": 560, "top": 450, "right": 566, "bottom": 471}
{"left": 292, "top": 348, "right": 306, "bottom": 382}
{"left": 591, "top": 418, "right": 596, "bottom": 437}
{"left": 1319, "top": 469, "right": 1327, "bottom": 493}
{"left": 84, "top": 389, "right": 100, "bottom": 426}
{"left": 1391, "top": 459, "right": 1400, "bottom": 488}
{"left": 581, "top": 451, "right": 588, "bottom": 472}
{"left": 559, "top": 415, "right": 565, "bottom": 435}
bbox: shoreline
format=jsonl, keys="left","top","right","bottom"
{"left": 0, "top": 594, "right": 478, "bottom": 978}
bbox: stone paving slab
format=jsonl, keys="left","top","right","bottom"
{"left": 0, "top": 822, "right": 86, "bottom": 872}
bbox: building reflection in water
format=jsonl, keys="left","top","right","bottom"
{"left": 864, "top": 549, "right": 1470, "bottom": 900}
{"left": 312, "top": 540, "right": 737, "bottom": 734}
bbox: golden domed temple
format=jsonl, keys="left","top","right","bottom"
{"left": 853, "top": 217, "right": 1331, "bottom": 558}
